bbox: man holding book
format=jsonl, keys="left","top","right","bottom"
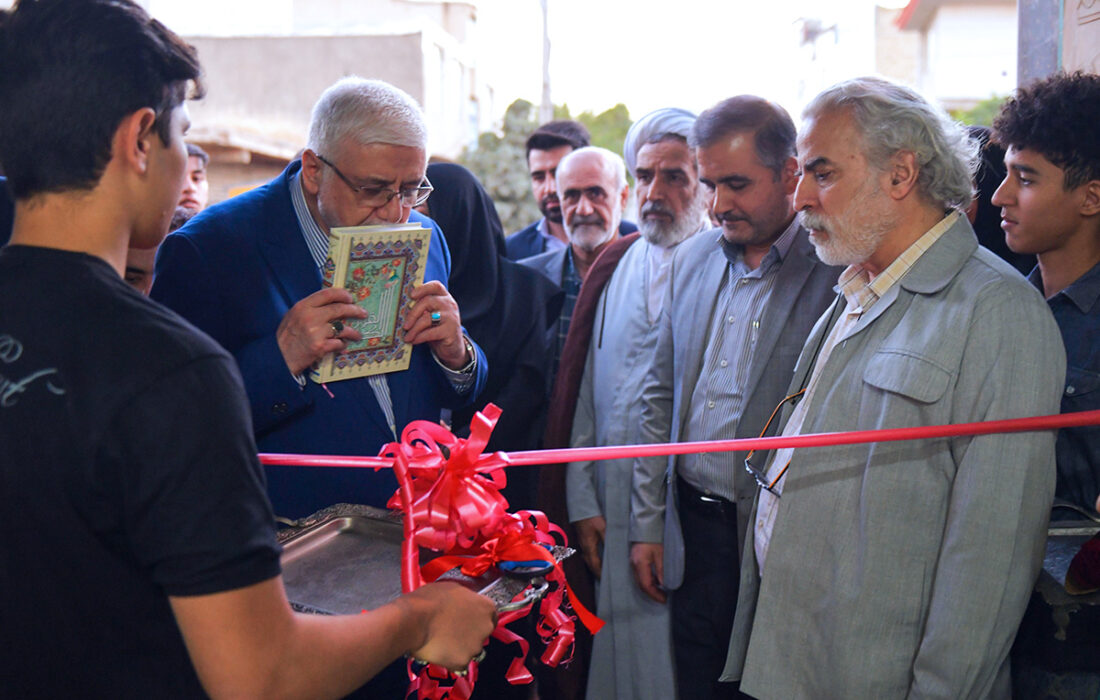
{"left": 152, "top": 77, "right": 488, "bottom": 519}
{"left": 0, "top": 0, "right": 495, "bottom": 695}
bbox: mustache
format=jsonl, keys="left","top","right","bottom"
{"left": 715, "top": 210, "right": 747, "bottom": 225}
{"left": 797, "top": 210, "right": 830, "bottom": 231}
{"left": 642, "top": 201, "right": 674, "bottom": 219}
{"left": 570, "top": 213, "right": 605, "bottom": 227}
{"left": 539, "top": 194, "right": 561, "bottom": 209}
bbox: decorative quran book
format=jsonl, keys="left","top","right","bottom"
{"left": 310, "top": 223, "right": 432, "bottom": 383}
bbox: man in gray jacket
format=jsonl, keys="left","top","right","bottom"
{"left": 723, "top": 76, "right": 1065, "bottom": 698}
{"left": 629, "top": 96, "right": 841, "bottom": 699}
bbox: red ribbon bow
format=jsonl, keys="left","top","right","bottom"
{"left": 381, "top": 405, "right": 603, "bottom": 699}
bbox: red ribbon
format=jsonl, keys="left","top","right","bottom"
{"left": 261, "top": 406, "right": 1100, "bottom": 698}
{"left": 380, "top": 404, "right": 511, "bottom": 593}
{"left": 380, "top": 406, "right": 603, "bottom": 699}
{"left": 420, "top": 516, "right": 556, "bottom": 582}
{"left": 261, "top": 408, "right": 1100, "bottom": 471}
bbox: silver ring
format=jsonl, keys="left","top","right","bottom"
{"left": 452, "top": 650, "right": 485, "bottom": 677}
{"left": 329, "top": 320, "right": 344, "bottom": 338}
{"left": 429, "top": 311, "right": 442, "bottom": 327}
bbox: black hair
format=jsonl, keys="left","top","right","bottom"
{"left": 967, "top": 125, "right": 1035, "bottom": 274}
{"left": 186, "top": 143, "right": 210, "bottom": 167}
{"left": 690, "top": 96, "right": 796, "bottom": 177}
{"left": 0, "top": 0, "right": 204, "bottom": 200}
{"left": 525, "top": 120, "right": 590, "bottom": 160}
{"left": 993, "top": 71, "right": 1100, "bottom": 190}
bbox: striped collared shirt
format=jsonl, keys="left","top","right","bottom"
{"left": 677, "top": 216, "right": 801, "bottom": 502}
{"left": 754, "top": 210, "right": 961, "bottom": 568}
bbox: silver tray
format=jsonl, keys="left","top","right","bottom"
{"left": 278, "top": 504, "right": 569, "bottom": 615}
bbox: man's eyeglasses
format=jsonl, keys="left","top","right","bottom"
{"left": 315, "top": 153, "right": 433, "bottom": 209}
{"left": 743, "top": 389, "right": 806, "bottom": 497}
{"left": 560, "top": 186, "right": 609, "bottom": 206}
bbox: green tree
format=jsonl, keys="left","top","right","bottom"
{"left": 951, "top": 95, "right": 1008, "bottom": 127}
{"left": 460, "top": 100, "right": 635, "bottom": 234}
{"left": 576, "top": 103, "right": 632, "bottom": 154}
{"left": 460, "top": 99, "right": 540, "bottom": 234}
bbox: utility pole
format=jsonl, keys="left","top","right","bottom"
{"left": 539, "top": 0, "right": 553, "bottom": 123}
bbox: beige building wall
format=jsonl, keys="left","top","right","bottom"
{"left": 1063, "top": 0, "right": 1100, "bottom": 74}
{"left": 876, "top": 5, "right": 922, "bottom": 86}
{"left": 186, "top": 33, "right": 426, "bottom": 149}
{"left": 185, "top": 33, "right": 430, "bottom": 204}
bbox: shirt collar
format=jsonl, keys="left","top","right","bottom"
{"left": 718, "top": 214, "right": 800, "bottom": 269}
{"left": 562, "top": 245, "right": 582, "bottom": 286}
{"left": 1033, "top": 258, "right": 1100, "bottom": 313}
{"left": 837, "top": 210, "right": 959, "bottom": 313}
{"left": 290, "top": 169, "right": 331, "bottom": 268}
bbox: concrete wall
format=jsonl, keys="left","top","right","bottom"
{"left": 186, "top": 33, "right": 427, "bottom": 151}
{"left": 1063, "top": 0, "right": 1100, "bottom": 74}
{"left": 876, "top": 5, "right": 922, "bottom": 87}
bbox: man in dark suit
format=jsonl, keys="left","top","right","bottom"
{"left": 151, "top": 77, "right": 487, "bottom": 519}
{"left": 506, "top": 120, "right": 636, "bottom": 260}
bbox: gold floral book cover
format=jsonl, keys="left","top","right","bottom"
{"left": 310, "top": 223, "right": 432, "bottom": 383}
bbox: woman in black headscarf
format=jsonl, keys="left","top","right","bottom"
{"left": 423, "top": 162, "right": 563, "bottom": 510}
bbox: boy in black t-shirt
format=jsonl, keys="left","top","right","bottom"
{"left": 0, "top": 1, "right": 495, "bottom": 697}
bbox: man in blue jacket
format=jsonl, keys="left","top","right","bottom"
{"left": 152, "top": 77, "right": 487, "bottom": 519}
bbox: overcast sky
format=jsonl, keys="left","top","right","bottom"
{"left": 476, "top": 0, "right": 900, "bottom": 120}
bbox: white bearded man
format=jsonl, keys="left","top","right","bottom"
{"left": 563, "top": 108, "right": 709, "bottom": 699}
{"left": 722, "top": 76, "right": 1065, "bottom": 698}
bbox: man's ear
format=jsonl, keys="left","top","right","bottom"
{"left": 300, "top": 148, "right": 323, "bottom": 196}
{"left": 885, "top": 150, "right": 919, "bottom": 200}
{"left": 113, "top": 107, "right": 159, "bottom": 176}
{"left": 619, "top": 182, "right": 630, "bottom": 211}
{"left": 1079, "top": 179, "right": 1100, "bottom": 218}
{"left": 780, "top": 156, "right": 799, "bottom": 195}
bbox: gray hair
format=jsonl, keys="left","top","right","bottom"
{"left": 623, "top": 107, "right": 697, "bottom": 176}
{"left": 558, "top": 146, "right": 627, "bottom": 192}
{"left": 307, "top": 77, "right": 427, "bottom": 156}
{"left": 803, "top": 76, "right": 978, "bottom": 210}
{"left": 691, "top": 96, "right": 796, "bottom": 176}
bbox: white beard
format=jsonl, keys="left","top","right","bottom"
{"left": 799, "top": 180, "right": 897, "bottom": 266}
{"left": 638, "top": 191, "right": 709, "bottom": 249}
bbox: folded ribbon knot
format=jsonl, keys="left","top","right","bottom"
{"left": 381, "top": 405, "right": 604, "bottom": 699}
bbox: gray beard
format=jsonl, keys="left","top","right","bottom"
{"left": 639, "top": 200, "right": 709, "bottom": 249}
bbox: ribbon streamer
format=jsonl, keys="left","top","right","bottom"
{"left": 262, "top": 406, "right": 1100, "bottom": 699}
{"left": 378, "top": 406, "right": 601, "bottom": 699}
{"left": 261, "top": 408, "right": 1100, "bottom": 471}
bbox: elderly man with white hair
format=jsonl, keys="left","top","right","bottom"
{"left": 152, "top": 77, "right": 488, "bottom": 524}
{"left": 546, "top": 109, "right": 707, "bottom": 700}
{"left": 721, "top": 76, "right": 1065, "bottom": 698}
{"left": 522, "top": 145, "right": 631, "bottom": 387}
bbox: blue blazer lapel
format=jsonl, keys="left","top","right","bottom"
{"left": 258, "top": 164, "right": 394, "bottom": 439}
{"left": 257, "top": 166, "right": 324, "bottom": 307}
